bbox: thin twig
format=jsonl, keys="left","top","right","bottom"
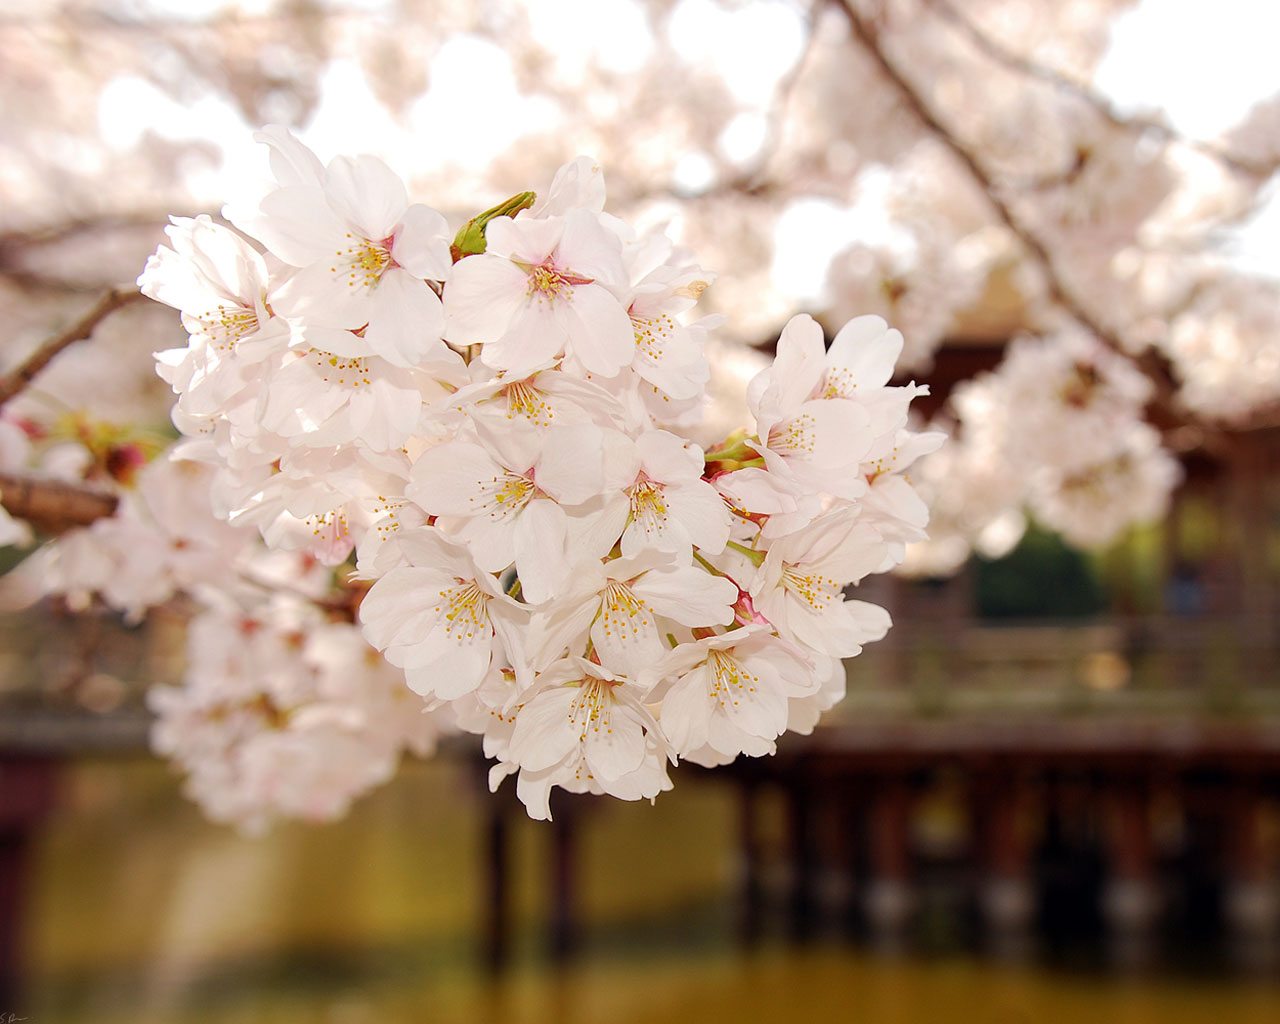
{"left": 0, "top": 473, "right": 118, "bottom": 533}
{"left": 926, "top": 0, "right": 1276, "bottom": 181}
{"left": 0, "top": 287, "right": 147, "bottom": 410}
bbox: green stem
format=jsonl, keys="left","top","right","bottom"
{"left": 691, "top": 548, "right": 720, "bottom": 574}
{"left": 725, "top": 540, "right": 766, "bottom": 567}
{"left": 703, "top": 436, "right": 760, "bottom": 463}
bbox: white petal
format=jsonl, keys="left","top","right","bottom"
{"left": 443, "top": 255, "right": 529, "bottom": 348}
{"left": 512, "top": 498, "right": 569, "bottom": 604}
{"left": 392, "top": 204, "right": 452, "bottom": 280}
{"left": 559, "top": 284, "right": 633, "bottom": 376}
{"left": 324, "top": 154, "right": 408, "bottom": 240}
{"left": 365, "top": 270, "right": 447, "bottom": 367}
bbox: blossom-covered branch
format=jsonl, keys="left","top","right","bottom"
{"left": 835, "top": 0, "right": 1183, "bottom": 413}
{"left": 925, "top": 0, "right": 1277, "bottom": 180}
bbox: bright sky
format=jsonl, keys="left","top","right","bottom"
{"left": 96, "top": 0, "right": 1280, "bottom": 290}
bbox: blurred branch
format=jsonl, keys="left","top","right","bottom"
{"left": 0, "top": 473, "right": 117, "bottom": 533}
{"left": 926, "top": 0, "right": 1277, "bottom": 181}
{"left": 834, "top": 0, "right": 1183, "bottom": 415}
{"left": 0, "top": 287, "right": 147, "bottom": 410}
{"left": 0, "top": 211, "right": 179, "bottom": 252}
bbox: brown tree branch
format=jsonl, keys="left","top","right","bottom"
{"left": 0, "top": 473, "right": 118, "bottom": 534}
{"left": 0, "top": 287, "right": 148, "bottom": 410}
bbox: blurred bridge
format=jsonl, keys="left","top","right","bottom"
{"left": 2, "top": 604, "right": 1280, "bottom": 986}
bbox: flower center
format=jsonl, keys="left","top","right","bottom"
{"left": 196, "top": 305, "right": 259, "bottom": 351}
{"left": 505, "top": 380, "right": 554, "bottom": 426}
{"left": 629, "top": 480, "right": 669, "bottom": 535}
{"left": 334, "top": 234, "right": 393, "bottom": 290}
{"left": 599, "top": 580, "right": 653, "bottom": 641}
{"left": 821, "top": 366, "right": 856, "bottom": 400}
{"left": 781, "top": 564, "right": 840, "bottom": 612}
{"left": 312, "top": 351, "right": 372, "bottom": 388}
{"left": 568, "top": 678, "right": 616, "bottom": 742}
{"left": 708, "top": 648, "right": 758, "bottom": 708}
{"left": 525, "top": 262, "right": 593, "bottom": 303}
{"left": 632, "top": 313, "right": 675, "bottom": 363}
{"left": 768, "top": 412, "right": 818, "bottom": 456}
{"left": 435, "top": 581, "right": 488, "bottom": 642}
{"left": 477, "top": 471, "right": 535, "bottom": 518}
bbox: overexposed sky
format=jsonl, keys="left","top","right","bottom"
{"left": 95, "top": 0, "right": 1280, "bottom": 288}
{"left": 1096, "top": 0, "right": 1280, "bottom": 140}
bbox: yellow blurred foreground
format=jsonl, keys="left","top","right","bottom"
{"left": 22, "top": 754, "right": 1280, "bottom": 1024}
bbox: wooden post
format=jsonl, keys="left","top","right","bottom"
{"left": 1100, "top": 778, "right": 1159, "bottom": 965}
{"left": 863, "top": 777, "right": 914, "bottom": 942}
{"left": 0, "top": 757, "right": 59, "bottom": 1009}
{"left": 976, "top": 772, "right": 1037, "bottom": 947}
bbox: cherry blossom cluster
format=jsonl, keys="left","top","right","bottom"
{"left": 127, "top": 127, "right": 940, "bottom": 822}
{"left": 903, "top": 329, "right": 1181, "bottom": 575}
{"left": 149, "top": 596, "right": 450, "bottom": 835}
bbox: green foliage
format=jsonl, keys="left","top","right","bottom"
{"left": 975, "top": 524, "right": 1106, "bottom": 620}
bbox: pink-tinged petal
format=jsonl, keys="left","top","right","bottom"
{"left": 324, "top": 154, "right": 408, "bottom": 240}
{"left": 485, "top": 216, "right": 564, "bottom": 264}
{"left": 874, "top": 424, "right": 947, "bottom": 475}
{"left": 272, "top": 260, "right": 369, "bottom": 327}
{"left": 557, "top": 209, "right": 627, "bottom": 288}
{"left": 866, "top": 475, "right": 930, "bottom": 533}
{"left": 408, "top": 442, "right": 501, "bottom": 516}
{"left": 443, "top": 255, "right": 529, "bottom": 347}
{"left": 392, "top": 204, "right": 451, "bottom": 280}
{"left": 365, "top": 270, "right": 447, "bottom": 367}
{"left": 771, "top": 314, "right": 827, "bottom": 409}
{"left": 255, "top": 185, "right": 351, "bottom": 266}
{"left": 565, "top": 495, "right": 630, "bottom": 567}
{"left": 255, "top": 125, "right": 324, "bottom": 187}
{"left": 789, "top": 598, "right": 891, "bottom": 658}
{"left": 584, "top": 702, "right": 648, "bottom": 781}
{"left": 488, "top": 599, "right": 534, "bottom": 690}
{"left": 185, "top": 216, "right": 269, "bottom": 304}
{"left": 513, "top": 498, "right": 569, "bottom": 604}
{"left": 827, "top": 315, "right": 903, "bottom": 391}
{"left": 771, "top": 399, "right": 873, "bottom": 471}
{"left": 665, "top": 481, "right": 732, "bottom": 553}
{"left": 527, "top": 589, "right": 601, "bottom": 671}
{"left": 590, "top": 586, "right": 665, "bottom": 677}
{"left": 714, "top": 661, "right": 789, "bottom": 741}
{"left": 405, "top": 630, "right": 494, "bottom": 701}
{"left": 534, "top": 425, "right": 606, "bottom": 505}
{"left": 749, "top": 313, "right": 824, "bottom": 419}
{"left": 632, "top": 321, "right": 709, "bottom": 401}
{"left": 636, "top": 430, "right": 702, "bottom": 483}
{"left": 470, "top": 417, "right": 540, "bottom": 479}
{"left": 509, "top": 686, "right": 580, "bottom": 772}
{"left": 532, "top": 156, "right": 606, "bottom": 216}
{"left": 481, "top": 302, "right": 564, "bottom": 376}
{"left": 630, "top": 563, "right": 738, "bottom": 626}
{"left": 353, "top": 377, "right": 423, "bottom": 452}
{"left": 456, "top": 515, "right": 518, "bottom": 574}
{"left": 356, "top": 566, "right": 422, "bottom": 639}
{"left": 657, "top": 668, "right": 713, "bottom": 755}
{"left": 515, "top": 768, "right": 556, "bottom": 821}
{"left": 558, "top": 284, "right": 633, "bottom": 376}
{"left": 258, "top": 359, "right": 346, "bottom": 437}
